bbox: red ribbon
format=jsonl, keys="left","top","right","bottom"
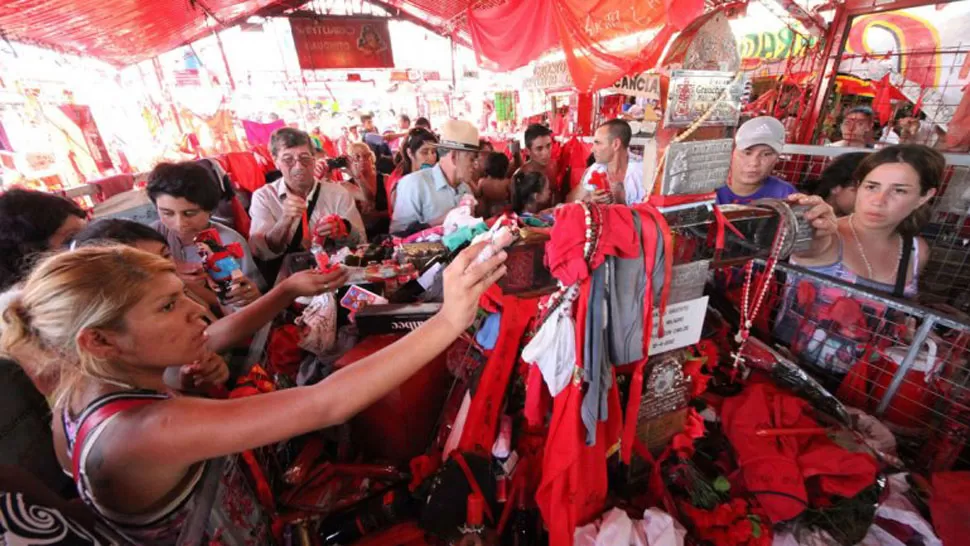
{"left": 452, "top": 452, "right": 495, "bottom": 523}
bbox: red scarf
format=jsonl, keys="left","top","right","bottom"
{"left": 458, "top": 294, "right": 539, "bottom": 454}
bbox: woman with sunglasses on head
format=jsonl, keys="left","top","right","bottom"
{"left": 1, "top": 241, "right": 506, "bottom": 545}
{"left": 776, "top": 144, "right": 944, "bottom": 387}
{"left": 386, "top": 128, "right": 438, "bottom": 216}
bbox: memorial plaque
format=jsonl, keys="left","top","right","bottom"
{"left": 664, "top": 71, "right": 745, "bottom": 128}
{"left": 668, "top": 260, "right": 711, "bottom": 305}
{"left": 661, "top": 139, "right": 733, "bottom": 195}
{"left": 636, "top": 353, "right": 692, "bottom": 453}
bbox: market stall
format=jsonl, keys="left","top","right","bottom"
{"left": 2, "top": 0, "right": 970, "bottom": 545}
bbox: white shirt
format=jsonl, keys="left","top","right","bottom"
{"left": 249, "top": 179, "right": 366, "bottom": 260}
{"left": 580, "top": 158, "right": 646, "bottom": 205}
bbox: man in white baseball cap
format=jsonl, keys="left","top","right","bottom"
{"left": 391, "top": 120, "right": 480, "bottom": 233}
{"left": 716, "top": 116, "right": 796, "bottom": 205}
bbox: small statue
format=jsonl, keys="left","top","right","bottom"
{"left": 194, "top": 227, "right": 245, "bottom": 304}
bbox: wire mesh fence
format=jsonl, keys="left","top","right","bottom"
{"left": 831, "top": 45, "right": 970, "bottom": 151}
{"left": 729, "top": 258, "right": 970, "bottom": 472}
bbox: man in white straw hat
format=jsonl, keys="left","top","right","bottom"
{"left": 390, "top": 119, "right": 480, "bottom": 233}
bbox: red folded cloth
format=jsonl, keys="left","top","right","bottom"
{"left": 722, "top": 383, "right": 878, "bottom": 523}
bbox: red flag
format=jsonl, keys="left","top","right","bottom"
{"left": 872, "top": 74, "right": 894, "bottom": 126}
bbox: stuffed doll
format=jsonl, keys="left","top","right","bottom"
{"left": 194, "top": 227, "right": 245, "bottom": 303}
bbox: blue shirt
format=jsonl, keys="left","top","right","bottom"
{"left": 390, "top": 164, "right": 472, "bottom": 233}
{"left": 715, "top": 175, "right": 796, "bottom": 205}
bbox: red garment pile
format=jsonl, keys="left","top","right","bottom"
{"left": 721, "top": 383, "right": 878, "bottom": 523}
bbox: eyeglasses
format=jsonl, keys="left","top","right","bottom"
{"left": 279, "top": 155, "right": 315, "bottom": 167}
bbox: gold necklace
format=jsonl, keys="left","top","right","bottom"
{"left": 848, "top": 214, "right": 901, "bottom": 281}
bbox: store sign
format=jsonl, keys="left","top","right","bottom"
{"left": 738, "top": 27, "right": 818, "bottom": 62}
{"left": 648, "top": 296, "right": 708, "bottom": 356}
{"left": 612, "top": 72, "right": 661, "bottom": 102}
{"left": 390, "top": 70, "right": 409, "bottom": 82}
{"left": 290, "top": 16, "right": 394, "bottom": 70}
{"left": 525, "top": 60, "right": 572, "bottom": 90}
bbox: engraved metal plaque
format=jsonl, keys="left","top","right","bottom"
{"left": 660, "top": 139, "right": 733, "bottom": 195}
{"left": 636, "top": 353, "right": 691, "bottom": 453}
{"left": 664, "top": 71, "right": 745, "bottom": 128}
{"left": 668, "top": 260, "right": 711, "bottom": 305}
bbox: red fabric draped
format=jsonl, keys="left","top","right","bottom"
{"left": 468, "top": 0, "right": 700, "bottom": 93}
{"left": 535, "top": 279, "right": 620, "bottom": 546}
{"left": 467, "top": 0, "right": 559, "bottom": 72}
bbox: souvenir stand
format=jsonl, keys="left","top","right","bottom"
{"left": 214, "top": 6, "right": 944, "bottom": 545}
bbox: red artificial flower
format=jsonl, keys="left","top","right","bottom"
{"left": 728, "top": 518, "right": 754, "bottom": 543}
{"left": 730, "top": 498, "right": 749, "bottom": 514}
{"left": 672, "top": 408, "right": 706, "bottom": 459}
{"left": 712, "top": 502, "right": 738, "bottom": 527}
{"left": 683, "top": 357, "right": 712, "bottom": 398}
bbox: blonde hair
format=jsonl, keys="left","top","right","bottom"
{"left": 0, "top": 245, "right": 175, "bottom": 408}
{"left": 349, "top": 142, "right": 376, "bottom": 163}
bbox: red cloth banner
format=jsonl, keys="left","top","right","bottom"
{"left": 290, "top": 16, "right": 394, "bottom": 70}
{"left": 468, "top": 0, "right": 701, "bottom": 93}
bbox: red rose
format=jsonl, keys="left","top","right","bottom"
{"left": 728, "top": 518, "right": 754, "bottom": 543}
{"left": 713, "top": 503, "right": 737, "bottom": 527}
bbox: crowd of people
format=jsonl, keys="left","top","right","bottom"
{"left": 0, "top": 104, "right": 952, "bottom": 544}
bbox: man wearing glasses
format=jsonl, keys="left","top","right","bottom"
{"left": 831, "top": 106, "right": 876, "bottom": 148}
{"left": 249, "top": 128, "right": 366, "bottom": 266}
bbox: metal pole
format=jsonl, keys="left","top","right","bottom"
{"left": 214, "top": 30, "right": 236, "bottom": 90}
{"left": 874, "top": 316, "right": 938, "bottom": 416}
{"left": 798, "top": 2, "right": 849, "bottom": 145}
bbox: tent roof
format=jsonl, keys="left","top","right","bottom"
{"left": 0, "top": 0, "right": 481, "bottom": 67}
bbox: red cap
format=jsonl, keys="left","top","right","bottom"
{"left": 466, "top": 493, "right": 485, "bottom": 527}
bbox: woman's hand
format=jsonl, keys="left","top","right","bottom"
{"left": 787, "top": 193, "right": 838, "bottom": 258}
{"left": 787, "top": 193, "right": 838, "bottom": 238}
{"left": 177, "top": 352, "right": 230, "bottom": 391}
{"left": 225, "top": 277, "right": 261, "bottom": 307}
{"left": 282, "top": 267, "right": 349, "bottom": 298}
{"left": 440, "top": 242, "right": 508, "bottom": 334}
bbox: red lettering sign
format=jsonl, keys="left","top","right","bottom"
{"left": 290, "top": 16, "right": 394, "bottom": 70}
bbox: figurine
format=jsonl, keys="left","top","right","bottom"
{"left": 194, "top": 227, "right": 245, "bottom": 304}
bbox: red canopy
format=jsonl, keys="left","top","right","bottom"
{"left": 0, "top": 0, "right": 479, "bottom": 67}
{"left": 0, "top": 0, "right": 296, "bottom": 66}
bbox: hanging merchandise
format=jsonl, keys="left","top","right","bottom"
{"left": 494, "top": 92, "right": 516, "bottom": 123}
{"left": 243, "top": 119, "right": 286, "bottom": 148}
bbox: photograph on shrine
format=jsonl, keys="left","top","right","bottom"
{"left": 2, "top": 0, "right": 970, "bottom": 544}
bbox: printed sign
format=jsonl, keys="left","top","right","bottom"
{"left": 524, "top": 60, "right": 573, "bottom": 90}
{"left": 648, "top": 296, "right": 709, "bottom": 355}
{"left": 738, "top": 27, "right": 818, "bottom": 63}
{"left": 290, "top": 16, "right": 394, "bottom": 70}
{"left": 612, "top": 72, "right": 661, "bottom": 102}
{"left": 664, "top": 70, "right": 745, "bottom": 128}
